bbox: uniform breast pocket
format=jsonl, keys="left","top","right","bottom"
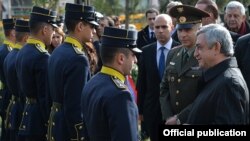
{"left": 166, "top": 67, "right": 178, "bottom": 82}
{"left": 185, "top": 69, "right": 202, "bottom": 78}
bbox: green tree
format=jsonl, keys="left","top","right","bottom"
{"left": 32, "top": 0, "right": 59, "bottom": 10}
{"left": 93, "top": 0, "right": 123, "bottom": 15}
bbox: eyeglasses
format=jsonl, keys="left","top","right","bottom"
{"left": 154, "top": 25, "right": 168, "bottom": 29}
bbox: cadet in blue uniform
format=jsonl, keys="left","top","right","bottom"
{"left": 81, "top": 27, "right": 141, "bottom": 141}
{"left": 0, "top": 18, "right": 15, "bottom": 141}
{"left": 3, "top": 19, "right": 30, "bottom": 141}
{"left": 15, "top": 6, "right": 57, "bottom": 141}
{"left": 47, "top": 3, "right": 98, "bottom": 141}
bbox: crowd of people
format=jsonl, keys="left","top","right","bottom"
{"left": 0, "top": 0, "right": 249, "bottom": 141}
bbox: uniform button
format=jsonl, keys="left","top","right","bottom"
{"left": 171, "top": 77, "right": 175, "bottom": 82}
{"left": 8, "top": 123, "right": 11, "bottom": 128}
{"left": 9, "top": 112, "right": 11, "bottom": 115}
{"left": 81, "top": 137, "right": 85, "bottom": 140}
{"left": 56, "top": 108, "right": 58, "bottom": 112}
{"left": 0, "top": 96, "right": 2, "bottom": 99}
{"left": 192, "top": 75, "right": 195, "bottom": 78}
{"left": 52, "top": 122, "right": 55, "bottom": 126}
{"left": 177, "top": 79, "right": 181, "bottom": 83}
{"left": 176, "top": 102, "right": 179, "bottom": 106}
{"left": 176, "top": 90, "right": 179, "bottom": 94}
{"left": 23, "top": 125, "right": 26, "bottom": 128}
{"left": 25, "top": 112, "right": 28, "bottom": 115}
{"left": 79, "top": 126, "right": 82, "bottom": 129}
{"left": 52, "top": 137, "right": 54, "bottom": 141}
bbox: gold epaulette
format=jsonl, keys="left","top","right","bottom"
{"left": 111, "top": 76, "right": 127, "bottom": 89}
{"left": 35, "top": 43, "right": 47, "bottom": 53}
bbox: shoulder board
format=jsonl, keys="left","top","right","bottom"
{"left": 35, "top": 44, "right": 47, "bottom": 53}
{"left": 111, "top": 76, "right": 127, "bottom": 89}
{"left": 6, "top": 45, "right": 12, "bottom": 51}
{"left": 72, "top": 45, "right": 84, "bottom": 55}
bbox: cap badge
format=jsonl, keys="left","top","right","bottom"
{"left": 179, "top": 16, "right": 186, "bottom": 23}
{"left": 177, "top": 7, "right": 184, "bottom": 13}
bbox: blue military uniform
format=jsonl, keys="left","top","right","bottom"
{"left": 81, "top": 27, "right": 141, "bottom": 141}
{"left": 3, "top": 20, "right": 30, "bottom": 141}
{"left": 15, "top": 6, "right": 57, "bottom": 140}
{"left": 47, "top": 3, "right": 98, "bottom": 141}
{"left": 0, "top": 18, "right": 15, "bottom": 141}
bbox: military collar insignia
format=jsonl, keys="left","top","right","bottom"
{"left": 100, "top": 66, "right": 125, "bottom": 83}
{"left": 65, "top": 36, "right": 83, "bottom": 50}
{"left": 111, "top": 76, "right": 127, "bottom": 89}
{"left": 64, "top": 36, "right": 84, "bottom": 55}
{"left": 3, "top": 40, "right": 15, "bottom": 49}
{"left": 27, "top": 38, "right": 47, "bottom": 53}
{"left": 13, "top": 43, "right": 23, "bottom": 49}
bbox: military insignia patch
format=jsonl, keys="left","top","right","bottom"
{"left": 72, "top": 45, "right": 84, "bottom": 55}
{"left": 177, "top": 7, "right": 184, "bottom": 13}
{"left": 7, "top": 45, "right": 12, "bottom": 51}
{"left": 35, "top": 43, "right": 47, "bottom": 53}
{"left": 179, "top": 16, "right": 186, "bottom": 23}
{"left": 111, "top": 76, "right": 127, "bottom": 89}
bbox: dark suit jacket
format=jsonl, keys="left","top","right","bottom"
{"left": 136, "top": 39, "right": 179, "bottom": 140}
{"left": 235, "top": 33, "right": 250, "bottom": 90}
{"left": 137, "top": 25, "right": 157, "bottom": 49}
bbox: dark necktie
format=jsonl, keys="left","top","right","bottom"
{"left": 182, "top": 50, "right": 189, "bottom": 67}
{"left": 159, "top": 47, "right": 165, "bottom": 79}
{"left": 151, "top": 32, "right": 155, "bottom": 40}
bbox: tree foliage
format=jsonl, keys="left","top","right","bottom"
{"left": 159, "top": 0, "right": 250, "bottom": 14}
{"left": 32, "top": 0, "right": 59, "bottom": 10}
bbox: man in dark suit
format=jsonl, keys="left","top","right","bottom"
{"left": 0, "top": 18, "right": 15, "bottom": 141}
{"left": 47, "top": 3, "right": 98, "bottom": 141}
{"left": 82, "top": 27, "right": 141, "bottom": 141}
{"left": 15, "top": 6, "right": 57, "bottom": 141}
{"left": 137, "top": 14, "right": 179, "bottom": 141}
{"left": 137, "top": 8, "right": 159, "bottom": 49}
{"left": 3, "top": 19, "right": 30, "bottom": 141}
{"left": 160, "top": 5, "right": 210, "bottom": 125}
